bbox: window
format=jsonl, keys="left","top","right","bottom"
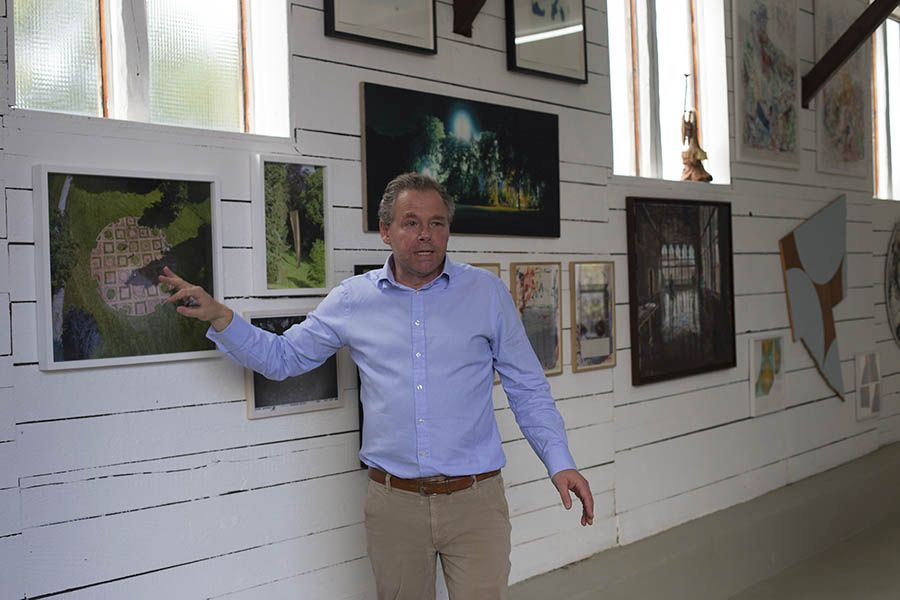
{"left": 874, "top": 15, "right": 900, "bottom": 198}
{"left": 13, "top": 0, "right": 288, "bottom": 136}
{"left": 607, "top": 0, "right": 730, "bottom": 183}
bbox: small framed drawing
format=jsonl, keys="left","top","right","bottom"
{"left": 511, "top": 262, "right": 563, "bottom": 376}
{"left": 570, "top": 262, "right": 615, "bottom": 372}
{"left": 244, "top": 308, "right": 344, "bottom": 419}
{"left": 324, "top": 0, "right": 437, "bottom": 54}
{"left": 252, "top": 155, "right": 331, "bottom": 296}
{"left": 505, "top": 0, "right": 587, "bottom": 83}
{"left": 748, "top": 334, "right": 786, "bottom": 416}
{"left": 33, "top": 165, "right": 221, "bottom": 370}
{"left": 855, "top": 352, "right": 881, "bottom": 421}
{"left": 472, "top": 263, "right": 501, "bottom": 278}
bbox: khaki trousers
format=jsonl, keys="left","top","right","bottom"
{"left": 364, "top": 473, "right": 512, "bottom": 600}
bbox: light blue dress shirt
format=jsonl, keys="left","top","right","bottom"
{"left": 208, "top": 256, "right": 576, "bottom": 479}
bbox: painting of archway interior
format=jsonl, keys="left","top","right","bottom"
{"left": 885, "top": 221, "right": 900, "bottom": 348}
{"left": 625, "top": 197, "right": 736, "bottom": 385}
{"left": 779, "top": 195, "right": 847, "bottom": 399}
{"left": 749, "top": 334, "right": 786, "bottom": 416}
{"left": 855, "top": 352, "right": 881, "bottom": 421}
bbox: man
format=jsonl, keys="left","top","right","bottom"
{"left": 161, "top": 172, "right": 593, "bottom": 599}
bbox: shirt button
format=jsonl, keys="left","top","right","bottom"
{"left": 418, "top": 418, "right": 425, "bottom": 424}
{"left": 419, "top": 450, "right": 428, "bottom": 457}
{"left": 416, "top": 384, "right": 423, "bottom": 391}
{"left": 415, "top": 352, "right": 422, "bottom": 358}
{"left": 414, "top": 320, "right": 422, "bottom": 326}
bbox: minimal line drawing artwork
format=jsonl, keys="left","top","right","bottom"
{"left": 779, "top": 195, "right": 847, "bottom": 399}
{"left": 885, "top": 221, "right": 900, "bottom": 348}
{"left": 511, "top": 262, "right": 563, "bottom": 376}
{"left": 855, "top": 352, "right": 881, "bottom": 421}
{"left": 749, "top": 334, "right": 786, "bottom": 416}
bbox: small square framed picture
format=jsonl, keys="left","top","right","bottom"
{"left": 243, "top": 308, "right": 346, "bottom": 419}
{"left": 472, "top": 262, "right": 501, "bottom": 278}
{"left": 505, "top": 0, "right": 587, "bottom": 82}
{"left": 855, "top": 352, "right": 881, "bottom": 421}
{"left": 748, "top": 334, "right": 786, "bottom": 416}
{"left": 324, "top": 0, "right": 437, "bottom": 54}
{"left": 570, "top": 261, "right": 615, "bottom": 372}
{"left": 510, "top": 262, "right": 563, "bottom": 376}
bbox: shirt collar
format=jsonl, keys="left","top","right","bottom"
{"left": 377, "top": 255, "right": 456, "bottom": 290}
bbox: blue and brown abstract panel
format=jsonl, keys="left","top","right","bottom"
{"left": 779, "top": 196, "right": 847, "bottom": 399}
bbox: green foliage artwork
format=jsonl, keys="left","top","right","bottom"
{"left": 363, "top": 83, "right": 560, "bottom": 237}
{"left": 263, "top": 162, "right": 326, "bottom": 290}
{"left": 43, "top": 171, "right": 215, "bottom": 366}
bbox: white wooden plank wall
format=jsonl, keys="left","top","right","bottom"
{"left": 0, "top": 0, "right": 898, "bottom": 598}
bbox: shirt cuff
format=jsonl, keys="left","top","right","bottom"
{"left": 543, "top": 446, "right": 577, "bottom": 479}
{"left": 206, "top": 312, "right": 254, "bottom": 352}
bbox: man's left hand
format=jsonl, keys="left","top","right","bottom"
{"left": 551, "top": 469, "right": 594, "bottom": 526}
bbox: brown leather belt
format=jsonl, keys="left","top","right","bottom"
{"left": 368, "top": 467, "right": 500, "bottom": 495}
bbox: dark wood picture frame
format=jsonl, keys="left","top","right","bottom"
{"left": 505, "top": 0, "right": 588, "bottom": 83}
{"left": 625, "top": 197, "right": 736, "bottom": 385}
{"left": 324, "top": 0, "right": 438, "bottom": 54}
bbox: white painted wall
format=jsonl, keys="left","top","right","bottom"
{"left": 0, "top": 0, "right": 898, "bottom": 598}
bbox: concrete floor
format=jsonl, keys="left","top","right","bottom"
{"left": 730, "top": 510, "right": 900, "bottom": 600}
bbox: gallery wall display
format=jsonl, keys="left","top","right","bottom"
{"left": 885, "top": 221, "right": 900, "bottom": 348}
{"left": 324, "top": 0, "right": 437, "bottom": 54}
{"left": 511, "top": 262, "right": 563, "bottom": 376}
{"left": 570, "top": 261, "right": 616, "bottom": 371}
{"left": 252, "top": 155, "right": 331, "bottom": 296}
{"left": 855, "top": 352, "right": 881, "bottom": 421}
{"left": 733, "top": 0, "right": 800, "bottom": 168}
{"left": 779, "top": 195, "right": 847, "bottom": 399}
{"left": 625, "top": 197, "right": 736, "bottom": 385}
{"left": 362, "top": 82, "right": 561, "bottom": 237}
{"left": 505, "top": 0, "right": 588, "bottom": 83}
{"left": 814, "top": 0, "right": 868, "bottom": 177}
{"left": 749, "top": 334, "right": 786, "bottom": 416}
{"left": 244, "top": 309, "right": 343, "bottom": 419}
{"left": 33, "top": 166, "right": 221, "bottom": 370}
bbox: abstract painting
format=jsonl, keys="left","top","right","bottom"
{"left": 362, "top": 82, "right": 560, "bottom": 237}
{"left": 779, "top": 195, "right": 847, "bottom": 399}
{"left": 245, "top": 310, "right": 342, "bottom": 419}
{"left": 734, "top": 0, "right": 799, "bottom": 167}
{"left": 855, "top": 352, "right": 881, "bottom": 421}
{"left": 749, "top": 334, "right": 786, "bottom": 416}
{"left": 505, "top": 0, "right": 588, "bottom": 82}
{"left": 511, "top": 262, "right": 563, "bottom": 376}
{"left": 253, "top": 157, "right": 329, "bottom": 295}
{"left": 34, "top": 166, "right": 219, "bottom": 370}
{"left": 626, "top": 197, "right": 736, "bottom": 385}
{"left": 815, "top": 0, "right": 868, "bottom": 177}
{"left": 570, "top": 261, "right": 615, "bottom": 372}
{"left": 885, "top": 221, "right": 900, "bottom": 348}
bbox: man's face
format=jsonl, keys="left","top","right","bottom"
{"left": 379, "top": 189, "right": 450, "bottom": 289}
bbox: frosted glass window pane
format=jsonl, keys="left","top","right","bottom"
{"left": 13, "top": 0, "right": 102, "bottom": 115}
{"left": 146, "top": 0, "right": 243, "bottom": 131}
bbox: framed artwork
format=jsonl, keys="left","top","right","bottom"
{"left": 472, "top": 263, "right": 501, "bottom": 278}
{"left": 749, "top": 334, "right": 786, "bottom": 416}
{"left": 570, "top": 261, "right": 615, "bottom": 372}
{"left": 855, "top": 352, "right": 881, "bottom": 421}
{"left": 505, "top": 0, "right": 588, "bottom": 83}
{"left": 33, "top": 166, "right": 221, "bottom": 370}
{"left": 252, "top": 155, "right": 331, "bottom": 296}
{"left": 362, "top": 82, "right": 560, "bottom": 237}
{"left": 815, "top": 0, "right": 868, "bottom": 177}
{"left": 885, "top": 221, "right": 900, "bottom": 348}
{"left": 244, "top": 308, "right": 343, "bottom": 419}
{"left": 324, "top": 0, "right": 437, "bottom": 54}
{"left": 626, "top": 197, "right": 736, "bottom": 385}
{"left": 511, "top": 262, "right": 563, "bottom": 376}
{"left": 733, "top": 0, "right": 800, "bottom": 168}
{"left": 779, "top": 196, "right": 847, "bottom": 399}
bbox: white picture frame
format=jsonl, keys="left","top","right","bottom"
{"left": 33, "top": 165, "right": 222, "bottom": 370}
{"left": 505, "top": 0, "right": 588, "bottom": 83}
{"left": 243, "top": 306, "right": 347, "bottom": 419}
{"left": 855, "top": 352, "right": 882, "bottom": 421}
{"left": 748, "top": 334, "right": 786, "bottom": 416}
{"left": 251, "top": 154, "right": 333, "bottom": 297}
{"left": 324, "top": 0, "right": 437, "bottom": 54}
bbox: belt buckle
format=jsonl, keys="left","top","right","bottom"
{"left": 418, "top": 475, "right": 449, "bottom": 496}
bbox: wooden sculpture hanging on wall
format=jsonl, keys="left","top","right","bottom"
{"left": 681, "top": 110, "right": 713, "bottom": 182}
{"left": 779, "top": 195, "right": 847, "bottom": 399}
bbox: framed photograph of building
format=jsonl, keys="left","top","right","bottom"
{"left": 626, "top": 197, "right": 736, "bottom": 385}
{"left": 324, "top": 0, "right": 437, "bottom": 54}
{"left": 570, "top": 261, "right": 615, "bottom": 372}
{"left": 252, "top": 155, "right": 331, "bottom": 296}
{"left": 33, "top": 166, "right": 221, "bottom": 370}
{"left": 511, "top": 262, "right": 563, "bottom": 376}
{"left": 362, "top": 82, "right": 560, "bottom": 237}
{"left": 505, "top": 0, "right": 588, "bottom": 82}
{"left": 244, "top": 308, "right": 344, "bottom": 419}
{"left": 749, "top": 334, "right": 786, "bottom": 416}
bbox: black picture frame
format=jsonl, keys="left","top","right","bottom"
{"left": 362, "top": 82, "right": 561, "bottom": 237}
{"left": 505, "top": 0, "right": 588, "bottom": 83}
{"left": 324, "top": 0, "right": 437, "bottom": 55}
{"left": 625, "top": 197, "right": 736, "bottom": 385}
